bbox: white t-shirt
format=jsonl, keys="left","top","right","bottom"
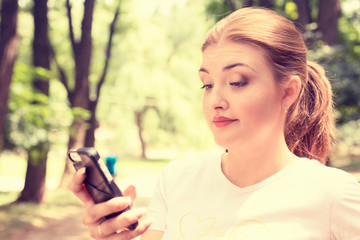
{"left": 147, "top": 153, "right": 360, "bottom": 239}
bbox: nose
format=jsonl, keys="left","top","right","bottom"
{"left": 209, "top": 86, "right": 228, "bottom": 110}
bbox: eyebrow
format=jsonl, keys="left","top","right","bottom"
{"left": 199, "top": 62, "right": 258, "bottom": 74}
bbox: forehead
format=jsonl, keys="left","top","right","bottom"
{"left": 201, "top": 41, "right": 269, "bottom": 72}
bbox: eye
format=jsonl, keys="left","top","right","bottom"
{"left": 228, "top": 74, "right": 249, "bottom": 88}
{"left": 230, "top": 81, "right": 248, "bottom": 87}
{"left": 201, "top": 84, "right": 213, "bottom": 90}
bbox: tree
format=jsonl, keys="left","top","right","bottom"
{"left": 317, "top": 0, "right": 341, "bottom": 45}
{"left": 56, "top": 1, "right": 121, "bottom": 186}
{"left": 17, "top": 0, "right": 51, "bottom": 203}
{"left": 84, "top": 5, "right": 120, "bottom": 147}
{"left": 54, "top": 0, "right": 93, "bottom": 186}
{"left": 243, "top": 0, "right": 253, "bottom": 7}
{"left": 293, "top": 0, "right": 312, "bottom": 31}
{"left": 258, "top": 0, "right": 274, "bottom": 8}
{"left": 0, "top": 0, "right": 19, "bottom": 150}
{"left": 225, "top": 0, "right": 238, "bottom": 11}
{"left": 135, "top": 103, "right": 160, "bottom": 159}
{"left": 206, "top": 0, "right": 277, "bottom": 22}
{"left": 93, "top": 0, "right": 214, "bottom": 156}
{"left": 206, "top": 0, "right": 340, "bottom": 46}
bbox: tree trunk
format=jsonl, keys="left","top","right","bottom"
{"left": 59, "top": 0, "right": 95, "bottom": 187}
{"left": 135, "top": 108, "right": 148, "bottom": 159}
{"left": 17, "top": 0, "right": 50, "bottom": 203}
{"left": 293, "top": 0, "right": 312, "bottom": 32}
{"left": 84, "top": 100, "right": 98, "bottom": 147}
{"left": 32, "top": 0, "right": 50, "bottom": 95}
{"left": 318, "top": 0, "right": 340, "bottom": 45}
{"left": 17, "top": 144, "right": 49, "bottom": 202}
{"left": 68, "top": 0, "right": 94, "bottom": 149}
{"left": 0, "top": 0, "right": 18, "bottom": 150}
{"left": 243, "top": 0, "right": 253, "bottom": 7}
{"left": 258, "top": 0, "right": 274, "bottom": 9}
{"left": 58, "top": 2, "right": 120, "bottom": 186}
{"left": 60, "top": 118, "right": 87, "bottom": 187}
{"left": 84, "top": 5, "right": 120, "bottom": 148}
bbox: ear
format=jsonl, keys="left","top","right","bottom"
{"left": 282, "top": 75, "right": 301, "bottom": 108}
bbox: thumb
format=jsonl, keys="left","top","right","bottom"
{"left": 123, "top": 184, "right": 137, "bottom": 206}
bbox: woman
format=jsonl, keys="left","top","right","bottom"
{"left": 69, "top": 7, "right": 360, "bottom": 239}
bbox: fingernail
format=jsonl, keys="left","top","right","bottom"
{"left": 146, "top": 217, "right": 154, "bottom": 225}
{"left": 125, "top": 196, "right": 132, "bottom": 205}
{"left": 77, "top": 167, "right": 86, "bottom": 175}
{"left": 135, "top": 207, "right": 147, "bottom": 218}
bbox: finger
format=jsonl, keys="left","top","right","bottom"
{"left": 68, "top": 168, "right": 94, "bottom": 207}
{"left": 114, "top": 218, "right": 153, "bottom": 240}
{"left": 123, "top": 185, "right": 136, "bottom": 207}
{"left": 96, "top": 207, "right": 147, "bottom": 236}
{"left": 83, "top": 196, "right": 132, "bottom": 225}
{"left": 93, "top": 218, "right": 152, "bottom": 240}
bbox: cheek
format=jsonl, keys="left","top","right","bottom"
{"left": 202, "top": 95, "right": 211, "bottom": 121}
{"left": 242, "top": 88, "right": 281, "bottom": 124}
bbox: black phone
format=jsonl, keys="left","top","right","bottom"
{"left": 68, "top": 147, "right": 138, "bottom": 230}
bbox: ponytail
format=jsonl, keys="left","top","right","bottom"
{"left": 284, "top": 61, "right": 335, "bottom": 164}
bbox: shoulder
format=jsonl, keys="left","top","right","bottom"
{"left": 303, "top": 161, "right": 360, "bottom": 238}
{"left": 295, "top": 158, "right": 358, "bottom": 187}
{"left": 295, "top": 158, "right": 360, "bottom": 207}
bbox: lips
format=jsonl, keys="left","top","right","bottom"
{"left": 213, "top": 116, "right": 238, "bottom": 128}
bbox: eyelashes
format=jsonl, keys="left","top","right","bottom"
{"left": 200, "top": 74, "right": 249, "bottom": 90}
{"left": 230, "top": 81, "right": 248, "bottom": 87}
{"left": 201, "top": 81, "right": 248, "bottom": 90}
{"left": 201, "top": 84, "right": 213, "bottom": 90}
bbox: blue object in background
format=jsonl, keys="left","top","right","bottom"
{"left": 105, "top": 154, "right": 118, "bottom": 177}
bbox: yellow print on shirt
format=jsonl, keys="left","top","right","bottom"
{"left": 179, "top": 212, "right": 216, "bottom": 240}
{"left": 179, "top": 212, "right": 270, "bottom": 240}
{"left": 229, "top": 220, "right": 270, "bottom": 240}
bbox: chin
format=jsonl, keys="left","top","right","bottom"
{"left": 213, "top": 134, "right": 248, "bottom": 152}
{"left": 213, "top": 137, "right": 232, "bottom": 150}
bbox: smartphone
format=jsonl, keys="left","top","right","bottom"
{"left": 68, "top": 147, "right": 138, "bottom": 230}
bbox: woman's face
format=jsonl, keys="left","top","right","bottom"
{"left": 199, "top": 41, "right": 285, "bottom": 151}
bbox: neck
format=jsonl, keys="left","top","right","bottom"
{"left": 222, "top": 138, "right": 296, "bottom": 188}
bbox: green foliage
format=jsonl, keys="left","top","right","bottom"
{"left": 308, "top": 2, "right": 360, "bottom": 124}
{"left": 308, "top": 44, "right": 360, "bottom": 123}
{"left": 334, "top": 119, "right": 360, "bottom": 163}
{"left": 70, "top": 107, "right": 90, "bottom": 122}
{"left": 284, "top": 1, "right": 298, "bottom": 20}
{"left": 206, "top": 0, "right": 233, "bottom": 21}
{"left": 8, "top": 0, "right": 358, "bottom": 159}
{"left": 96, "top": 0, "right": 213, "bottom": 152}
{"left": 338, "top": 3, "right": 360, "bottom": 60}
{"left": 4, "top": 60, "right": 72, "bottom": 153}
{"left": 4, "top": 62, "right": 51, "bottom": 151}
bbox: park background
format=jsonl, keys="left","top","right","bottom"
{"left": 0, "top": 0, "right": 360, "bottom": 239}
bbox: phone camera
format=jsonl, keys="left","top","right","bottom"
{"left": 69, "top": 152, "right": 82, "bottom": 163}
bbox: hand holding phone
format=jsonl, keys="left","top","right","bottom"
{"left": 68, "top": 147, "right": 138, "bottom": 230}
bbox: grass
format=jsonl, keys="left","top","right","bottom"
{"left": 0, "top": 189, "right": 82, "bottom": 239}
{"left": 0, "top": 151, "right": 172, "bottom": 239}
{"left": 115, "top": 157, "right": 171, "bottom": 178}
{"left": 0, "top": 150, "right": 172, "bottom": 191}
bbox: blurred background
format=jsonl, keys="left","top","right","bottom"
{"left": 0, "top": 0, "right": 359, "bottom": 239}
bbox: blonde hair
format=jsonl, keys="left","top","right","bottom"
{"left": 202, "top": 8, "right": 335, "bottom": 164}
